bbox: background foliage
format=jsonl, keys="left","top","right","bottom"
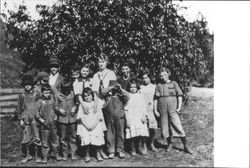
{"left": 2, "top": 0, "right": 213, "bottom": 94}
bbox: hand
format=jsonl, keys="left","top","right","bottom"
{"left": 176, "top": 108, "right": 181, "bottom": 114}
{"left": 126, "top": 122, "right": 131, "bottom": 128}
{"left": 154, "top": 110, "right": 160, "bottom": 117}
{"left": 40, "top": 118, "right": 45, "bottom": 124}
{"left": 141, "top": 116, "right": 146, "bottom": 123}
{"left": 71, "top": 106, "right": 77, "bottom": 114}
{"left": 59, "top": 108, "right": 66, "bottom": 116}
{"left": 20, "top": 120, "right": 24, "bottom": 127}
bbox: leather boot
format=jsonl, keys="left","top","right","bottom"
{"left": 21, "top": 145, "right": 32, "bottom": 163}
{"left": 35, "top": 146, "right": 42, "bottom": 163}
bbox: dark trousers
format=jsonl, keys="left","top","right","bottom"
{"left": 41, "top": 127, "right": 60, "bottom": 158}
{"left": 59, "top": 122, "right": 77, "bottom": 157}
{"left": 106, "top": 115, "right": 125, "bottom": 154}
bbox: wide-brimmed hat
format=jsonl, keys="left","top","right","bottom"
{"left": 22, "top": 74, "right": 34, "bottom": 86}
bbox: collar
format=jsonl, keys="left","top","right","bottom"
{"left": 50, "top": 72, "right": 59, "bottom": 78}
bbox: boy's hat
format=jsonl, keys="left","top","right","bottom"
{"left": 109, "top": 80, "right": 118, "bottom": 87}
{"left": 49, "top": 57, "right": 60, "bottom": 66}
{"left": 60, "top": 78, "right": 72, "bottom": 90}
{"left": 22, "top": 74, "right": 34, "bottom": 86}
{"left": 71, "top": 64, "right": 81, "bottom": 72}
{"left": 36, "top": 71, "right": 49, "bottom": 82}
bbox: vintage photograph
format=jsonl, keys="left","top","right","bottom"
{"left": 0, "top": 0, "right": 214, "bottom": 167}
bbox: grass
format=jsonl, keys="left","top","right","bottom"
{"left": 0, "top": 87, "right": 213, "bottom": 167}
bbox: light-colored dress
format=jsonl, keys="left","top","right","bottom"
{"left": 125, "top": 93, "right": 149, "bottom": 139}
{"left": 76, "top": 101, "right": 105, "bottom": 146}
{"left": 73, "top": 78, "right": 107, "bottom": 131}
{"left": 140, "top": 83, "right": 158, "bottom": 129}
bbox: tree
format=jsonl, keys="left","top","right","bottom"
{"left": 3, "top": 0, "right": 213, "bottom": 96}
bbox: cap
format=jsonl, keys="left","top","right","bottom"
{"left": 41, "top": 83, "right": 52, "bottom": 92}
{"left": 49, "top": 57, "right": 60, "bottom": 66}
{"left": 36, "top": 71, "right": 49, "bottom": 82}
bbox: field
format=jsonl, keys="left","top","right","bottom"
{"left": 0, "top": 87, "right": 213, "bottom": 167}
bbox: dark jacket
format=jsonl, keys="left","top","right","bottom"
{"left": 54, "top": 91, "right": 77, "bottom": 124}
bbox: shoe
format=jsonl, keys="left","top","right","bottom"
{"left": 151, "top": 144, "right": 159, "bottom": 152}
{"left": 130, "top": 151, "right": 137, "bottom": 156}
{"left": 56, "top": 155, "right": 63, "bottom": 161}
{"left": 41, "top": 158, "right": 48, "bottom": 164}
{"left": 108, "top": 153, "right": 115, "bottom": 159}
{"left": 100, "top": 150, "right": 108, "bottom": 159}
{"left": 140, "top": 148, "right": 148, "bottom": 155}
{"left": 71, "top": 154, "right": 77, "bottom": 160}
{"left": 35, "top": 157, "right": 42, "bottom": 163}
{"left": 21, "top": 155, "right": 32, "bottom": 163}
{"left": 84, "top": 156, "right": 91, "bottom": 163}
{"left": 62, "top": 156, "right": 68, "bottom": 161}
{"left": 118, "top": 152, "right": 126, "bottom": 158}
{"left": 96, "top": 152, "right": 103, "bottom": 162}
{"left": 184, "top": 147, "right": 193, "bottom": 154}
{"left": 166, "top": 143, "right": 172, "bottom": 152}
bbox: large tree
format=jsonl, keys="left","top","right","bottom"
{"left": 3, "top": 0, "right": 213, "bottom": 96}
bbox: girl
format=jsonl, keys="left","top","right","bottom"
{"left": 140, "top": 71, "right": 158, "bottom": 152}
{"left": 76, "top": 87, "right": 105, "bottom": 162}
{"left": 125, "top": 79, "right": 149, "bottom": 155}
{"left": 154, "top": 67, "right": 193, "bottom": 154}
{"left": 92, "top": 53, "right": 116, "bottom": 159}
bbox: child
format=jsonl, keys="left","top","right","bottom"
{"left": 16, "top": 74, "right": 44, "bottom": 163}
{"left": 117, "top": 62, "right": 136, "bottom": 91}
{"left": 140, "top": 71, "right": 158, "bottom": 152}
{"left": 55, "top": 78, "right": 78, "bottom": 161}
{"left": 76, "top": 87, "right": 105, "bottom": 162}
{"left": 125, "top": 79, "right": 149, "bottom": 155}
{"left": 37, "top": 84, "right": 62, "bottom": 163}
{"left": 92, "top": 53, "right": 116, "bottom": 159}
{"left": 34, "top": 71, "right": 50, "bottom": 100}
{"left": 102, "top": 81, "right": 130, "bottom": 159}
{"left": 154, "top": 67, "right": 193, "bottom": 154}
{"left": 48, "top": 57, "right": 64, "bottom": 95}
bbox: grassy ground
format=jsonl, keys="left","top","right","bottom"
{"left": 0, "top": 87, "right": 213, "bottom": 167}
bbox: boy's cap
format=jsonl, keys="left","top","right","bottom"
{"left": 60, "top": 78, "right": 72, "bottom": 90}
{"left": 71, "top": 65, "right": 81, "bottom": 72}
{"left": 36, "top": 71, "right": 49, "bottom": 81}
{"left": 109, "top": 80, "right": 118, "bottom": 87}
{"left": 49, "top": 57, "right": 60, "bottom": 66}
{"left": 22, "top": 74, "right": 34, "bottom": 85}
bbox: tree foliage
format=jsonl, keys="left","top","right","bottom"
{"left": 3, "top": 0, "right": 213, "bottom": 94}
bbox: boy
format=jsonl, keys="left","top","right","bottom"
{"left": 55, "top": 78, "right": 78, "bottom": 161}
{"left": 16, "top": 74, "right": 44, "bottom": 163}
{"left": 48, "top": 57, "right": 64, "bottom": 94}
{"left": 117, "top": 62, "right": 136, "bottom": 91}
{"left": 102, "top": 81, "right": 130, "bottom": 159}
{"left": 37, "top": 84, "right": 62, "bottom": 163}
{"left": 34, "top": 71, "right": 50, "bottom": 100}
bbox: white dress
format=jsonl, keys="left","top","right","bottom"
{"left": 125, "top": 93, "right": 149, "bottom": 139}
{"left": 76, "top": 101, "right": 105, "bottom": 146}
{"left": 140, "top": 83, "right": 158, "bottom": 129}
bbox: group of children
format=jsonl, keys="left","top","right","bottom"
{"left": 17, "top": 53, "right": 193, "bottom": 164}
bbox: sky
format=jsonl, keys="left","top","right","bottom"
{"left": 0, "top": 0, "right": 215, "bottom": 33}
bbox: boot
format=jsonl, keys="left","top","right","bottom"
{"left": 140, "top": 143, "right": 148, "bottom": 155}
{"left": 41, "top": 147, "right": 49, "bottom": 164}
{"left": 130, "top": 139, "right": 137, "bottom": 156}
{"left": 84, "top": 146, "right": 91, "bottom": 163}
{"left": 21, "top": 145, "right": 32, "bottom": 163}
{"left": 35, "top": 146, "right": 42, "bottom": 163}
{"left": 99, "top": 148, "right": 108, "bottom": 159}
{"left": 55, "top": 152, "right": 63, "bottom": 161}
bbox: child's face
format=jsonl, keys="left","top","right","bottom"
{"left": 121, "top": 66, "right": 130, "bottom": 77}
{"left": 42, "top": 90, "right": 51, "bottom": 99}
{"left": 98, "top": 59, "right": 107, "bottom": 70}
{"left": 129, "top": 83, "right": 137, "bottom": 94}
{"left": 80, "top": 67, "right": 90, "bottom": 78}
{"left": 24, "top": 85, "right": 32, "bottom": 92}
{"left": 72, "top": 71, "right": 80, "bottom": 80}
{"left": 160, "top": 71, "right": 169, "bottom": 82}
{"left": 142, "top": 74, "right": 150, "bottom": 85}
{"left": 50, "top": 66, "right": 59, "bottom": 75}
{"left": 83, "top": 93, "right": 93, "bottom": 102}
